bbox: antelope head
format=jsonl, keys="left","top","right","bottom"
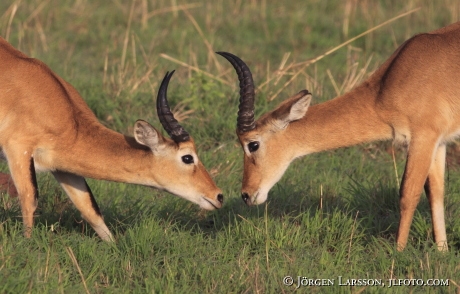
{"left": 217, "top": 52, "right": 311, "bottom": 206}
{"left": 134, "top": 71, "right": 223, "bottom": 210}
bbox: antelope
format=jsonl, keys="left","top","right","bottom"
{"left": 0, "top": 37, "right": 223, "bottom": 241}
{"left": 217, "top": 21, "right": 460, "bottom": 251}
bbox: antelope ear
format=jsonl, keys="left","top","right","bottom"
{"left": 273, "top": 90, "right": 312, "bottom": 129}
{"left": 134, "top": 120, "right": 162, "bottom": 150}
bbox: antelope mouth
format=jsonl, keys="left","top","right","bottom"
{"left": 202, "top": 197, "right": 221, "bottom": 210}
{"left": 248, "top": 190, "right": 269, "bottom": 205}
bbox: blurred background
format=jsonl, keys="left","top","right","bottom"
{"left": 1, "top": 1, "right": 459, "bottom": 292}
{"left": 1, "top": 0, "right": 458, "bottom": 134}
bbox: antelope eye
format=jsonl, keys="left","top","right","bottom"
{"left": 181, "top": 155, "right": 194, "bottom": 164}
{"left": 248, "top": 141, "right": 259, "bottom": 153}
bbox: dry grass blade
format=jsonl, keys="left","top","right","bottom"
{"left": 390, "top": 258, "right": 394, "bottom": 280}
{"left": 145, "top": 2, "right": 202, "bottom": 20}
{"left": 140, "top": 0, "right": 148, "bottom": 28}
{"left": 5, "top": 2, "right": 18, "bottom": 42}
{"left": 182, "top": 9, "right": 222, "bottom": 72}
{"left": 327, "top": 69, "right": 340, "bottom": 96}
{"left": 34, "top": 17, "right": 48, "bottom": 52}
{"left": 103, "top": 49, "right": 108, "bottom": 88}
{"left": 65, "top": 247, "right": 90, "bottom": 294}
{"left": 257, "top": 53, "right": 294, "bottom": 91}
{"left": 104, "top": 31, "right": 156, "bottom": 97}
{"left": 347, "top": 211, "right": 359, "bottom": 264}
{"left": 327, "top": 48, "right": 374, "bottom": 96}
{"left": 160, "top": 53, "right": 233, "bottom": 87}
{"left": 448, "top": 279, "right": 459, "bottom": 293}
{"left": 130, "top": 65, "right": 155, "bottom": 93}
{"left": 237, "top": 214, "right": 262, "bottom": 232}
{"left": 23, "top": 0, "right": 50, "bottom": 27}
{"left": 44, "top": 247, "right": 51, "bottom": 283}
{"left": 268, "top": 7, "right": 421, "bottom": 101}
{"left": 264, "top": 203, "right": 269, "bottom": 270}
{"left": 302, "top": 66, "right": 322, "bottom": 96}
{"left": 273, "top": 52, "right": 291, "bottom": 85}
{"left": 268, "top": 65, "right": 305, "bottom": 101}
{"left": 172, "top": 101, "right": 195, "bottom": 122}
{"left": 0, "top": 254, "right": 11, "bottom": 272}
{"left": 342, "top": 0, "right": 356, "bottom": 39}
{"left": 171, "top": 0, "right": 178, "bottom": 18}
{"left": 294, "top": 7, "right": 421, "bottom": 69}
{"left": 343, "top": 54, "right": 373, "bottom": 92}
{"left": 121, "top": 0, "right": 135, "bottom": 71}
{"left": 0, "top": 1, "right": 18, "bottom": 21}
{"left": 391, "top": 144, "right": 400, "bottom": 187}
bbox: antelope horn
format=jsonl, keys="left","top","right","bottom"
{"left": 156, "top": 71, "right": 190, "bottom": 143}
{"left": 216, "top": 52, "right": 256, "bottom": 133}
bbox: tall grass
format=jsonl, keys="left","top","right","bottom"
{"left": 1, "top": 0, "right": 460, "bottom": 293}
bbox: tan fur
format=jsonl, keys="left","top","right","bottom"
{"left": 0, "top": 37, "right": 222, "bottom": 241}
{"left": 237, "top": 21, "right": 460, "bottom": 251}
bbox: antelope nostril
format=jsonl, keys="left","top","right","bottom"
{"left": 241, "top": 193, "right": 250, "bottom": 203}
{"left": 217, "top": 194, "right": 224, "bottom": 204}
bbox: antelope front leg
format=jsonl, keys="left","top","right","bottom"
{"left": 3, "top": 147, "right": 38, "bottom": 238}
{"left": 424, "top": 143, "right": 448, "bottom": 251}
{"left": 52, "top": 171, "right": 114, "bottom": 241}
{"left": 396, "top": 135, "right": 440, "bottom": 251}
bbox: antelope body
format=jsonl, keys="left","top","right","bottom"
{"left": 0, "top": 37, "right": 223, "bottom": 241}
{"left": 218, "top": 21, "right": 460, "bottom": 251}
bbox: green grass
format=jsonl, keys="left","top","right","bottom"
{"left": 1, "top": 0, "right": 460, "bottom": 293}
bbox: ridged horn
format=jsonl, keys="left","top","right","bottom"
{"left": 216, "top": 52, "right": 256, "bottom": 133}
{"left": 156, "top": 71, "right": 190, "bottom": 143}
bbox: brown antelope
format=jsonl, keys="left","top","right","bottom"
{"left": 0, "top": 37, "right": 223, "bottom": 241}
{"left": 217, "top": 21, "right": 460, "bottom": 251}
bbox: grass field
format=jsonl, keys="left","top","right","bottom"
{"left": 1, "top": 0, "right": 460, "bottom": 293}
